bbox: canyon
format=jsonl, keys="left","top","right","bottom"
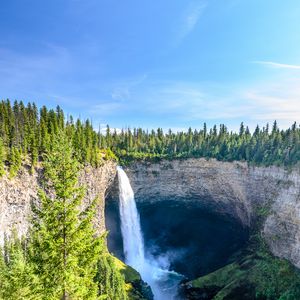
{"left": 1, "top": 158, "right": 300, "bottom": 284}
{"left": 121, "top": 158, "right": 300, "bottom": 270}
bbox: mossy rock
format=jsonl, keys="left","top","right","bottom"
{"left": 113, "top": 257, "right": 153, "bottom": 300}
{"left": 182, "top": 250, "right": 300, "bottom": 300}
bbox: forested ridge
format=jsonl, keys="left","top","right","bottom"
{"left": 1, "top": 100, "right": 300, "bottom": 178}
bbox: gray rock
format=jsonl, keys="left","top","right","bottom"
{"left": 122, "top": 158, "right": 300, "bottom": 269}
{"left": 2, "top": 158, "right": 300, "bottom": 271}
{"left": 0, "top": 161, "right": 117, "bottom": 243}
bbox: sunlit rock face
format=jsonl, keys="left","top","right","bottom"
{"left": 2, "top": 157, "right": 300, "bottom": 271}
{"left": 0, "top": 161, "right": 117, "bottom": 243}
{"left": 108, "top": 158, "right": 300, "bottom": 269}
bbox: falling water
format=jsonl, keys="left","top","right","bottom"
{"left": 117, "top": 166, "right": 184, "bottom": 300}
{"left": 117, "top": 166, "right": 145, "bottom": 270}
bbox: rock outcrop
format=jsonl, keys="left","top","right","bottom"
{"left": 122, "top": 158, "right": 300, "bottom": 269}
{"left": 0, "top": 161, "right": 117, "bottom": 243}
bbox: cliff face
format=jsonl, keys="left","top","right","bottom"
{"left": 2, "top": 158, "right": 300, "bottom": 271}
{"left": 123, "top": 159, "right": 300, "bottom": 269}
{"left": 0, "top": 161, "right": 117, "bottom": 243}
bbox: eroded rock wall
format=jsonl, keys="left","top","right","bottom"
{"left": 122, "top": 159, "right": 300, "bottom": 268}
{"left": 0, "top": 161, "right": 117, "bottom": 243}
{"left": 2, "top": 157, "right": 300, "bottom": 270}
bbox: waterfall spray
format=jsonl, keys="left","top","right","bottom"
{"left": 117, "top": 166, "right": 184, "bottom": 300}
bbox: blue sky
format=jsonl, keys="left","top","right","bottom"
{"left": 1, "top": 0, "right": 300, "bottom": 132}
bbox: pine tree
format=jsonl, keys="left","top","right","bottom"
{"left": 9, "top": 146, "right": 22, "bottom": 178}
{"left": 0, "top": 232, "right": 35, "bottom": 300}
{"left": 96, "top": 254, "right": 128, "bottom": 300}
{"left": 29, "top": 131, "right": 103, "bottom": 300}
{"left": 0, "top": 138, "right": 5, "bottom": 176}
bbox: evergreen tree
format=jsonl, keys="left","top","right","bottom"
{"left": 0, "top": 232, "right": 35, "bottom": 300}
{"left": 29, "top": 131, "right": 102, "bottom": 300}
{"left": 3, "top": 99, "right": 300, "bottom": 168}
{"left": 9, "top": 146, "right": 22, "bottom": 178}
{"left": 0, "top": 138, "right": 5, "bottom": 176}
{"left": 96, "top": 254, "right": 128, "bottom": 300}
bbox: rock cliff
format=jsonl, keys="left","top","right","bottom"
{"left": 2, "top": 157, "right": 300, "bottom": 272}
{"left": 0, "top": 161, "right": 117, "bottom": 243}
{"left": 122, "top": 158, "right": 300, "bottom": 269}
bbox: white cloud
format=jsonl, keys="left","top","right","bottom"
{"left": 110, "top": 73, "right": 147, "bottom": 100}
{"left": 127, "top": 74, "right": 300, "bottom": 131}
{"left": 90, "top": 102, "right": 123, "bottom": 116}
{"left": 242, "top": 78, "right": 300, "bottom": 125}
{"left": 111, "top": 87, "right": 130, "bottom": 100}
{"left": 253, "top": 61, "right": 300, "bottom": 70}
{"left": 177, "top": 1, "right": 207, "bottom": 42}
{"left": 98, "top": 124, "right": 122, "bottom": 134}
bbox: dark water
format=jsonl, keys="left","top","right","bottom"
{"left": 105, "top": 197, "right": 248, "bottom": 280}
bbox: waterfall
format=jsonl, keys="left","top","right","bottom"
{"left": 117, "top": 166, "right": 145, "bottom": 270}
{"left": 117, "top": 166, "right": 184, "bottom": 300}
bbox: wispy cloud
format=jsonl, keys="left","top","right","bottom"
{"left": 177, "top": 1, "right": 207, "bottom": 43}
{"left": 89, "top": 102, "right": 123, "bottom": 116}
{"left": 110, "top": 73, "right": 147, "bottom": 100}
{"left": 242, "top": 78, "right": 300, "bottom": 125}
{"left": 0, "top": 44, "right": 73, "bottom": 102}
{"left": 253, "top": 61, "right": 300, "bottom": 70}
{"left": 115, "top": 74, "right": 300, "bottom": 131}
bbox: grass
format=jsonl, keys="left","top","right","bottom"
{"left": 187, "top": 239, "right": 300, "bottom": 300}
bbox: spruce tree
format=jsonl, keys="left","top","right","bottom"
{"left": 96, "top": 255, "right": 128, "bottom": 300}
{"left": 0, "top": 232, "right": 35, "bottom": 300}
{"left": 0, "top": 138, "right": 5, "bottom": 176}
{"left": 29, "top": 131, "right": 102, "bottom": 300}
{"left": 9, "top": 146, "right": 22, "bottom": 178}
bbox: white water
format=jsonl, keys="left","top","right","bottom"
{"left": 117, "top": 166, "right": 183, "bottom": 300}
{"left": 117, "top": 166, "right": 145, "bottom": 270}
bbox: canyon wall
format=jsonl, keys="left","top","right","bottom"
{"left": 0, "top": 161, "right": 117, "bottom": 243}
{"left": 1, "top": 158, "right": 300, "bottom": 270}
{"left": 122, "top": 159, "right": 300, "bottom": 269}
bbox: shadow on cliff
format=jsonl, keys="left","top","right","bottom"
{"left": 105, "top": 195, "right": 249, "bottom": 280}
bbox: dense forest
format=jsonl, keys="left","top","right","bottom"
{"left": 1, "top": 99, "right": 300, "bottom": 178}
{"left": 109, "top": 120, "right": 300, "bottom": 166}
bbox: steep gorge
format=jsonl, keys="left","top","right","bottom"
{"left": 1, "top": 158, "right": 300, "bottom": 298}
{"left": 119, "top": 158, "right": 300, "bottom": 270}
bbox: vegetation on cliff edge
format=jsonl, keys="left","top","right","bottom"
{"left": 0, "top": 131, "right": 127, "bottom": 300}
{"left": 1, "top": 100, "right": 300, "bottom": 178}
{"left": 184, "top": 234, "right": 300, "bottom": 300}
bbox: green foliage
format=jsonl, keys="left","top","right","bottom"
{"left": 96, "top": 254, "right": 128, "bottom": 300}
{"left": 0, "top": 131, "right": 128, "bottom": 299}
{"left": 189, "top": 242, "right": 300, "bottom": 300}
{"left": 111, "top": 122, "right": 300, "bottom": 167}
{"left": 102, "top": 148, "right": 118, "bottom": 161}
{"left": 0, "top": 100, "right": 107, "bottom": 168}
{"left": 0, "top": 138, "right": 5, "bottom": 176}
{"left": 8, "top": 146, "right": 22, "bottom": 178}
{"left": 29, "top": 131, "right": 104, "bottom": 299}
{"left": 254, "top": 253, "right": 300, "bottom": 300}
{"left": 2, "top": 100, "right": 300, "bottom": 169}
{"left": 0, "top": 232, "right": 36, "bottom": 300}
